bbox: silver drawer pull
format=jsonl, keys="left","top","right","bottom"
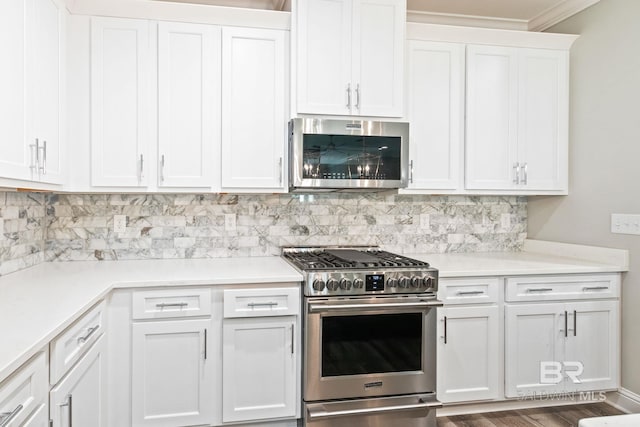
{"left": 527, "top": 288, "right": 553, "bottom": 292}
{"left": 156, "top": 302, "right": 189, "bottom": 308}
{"left": 456, "top": 290, "right": 485, "bottom": 296}
{"left": 0, "top": 404, "right": 24, "bottom": 427}
{"left": 583, "top": 286, "right": 609, "bottom": 291}
{"left": 307, "top": 399, "right": 442, "bottom": 419}
{"left": 247, "top": 302, "right": 278, "bottom": 308}
{"left": 77, "top": 325, "right": 99, "bottom": 344}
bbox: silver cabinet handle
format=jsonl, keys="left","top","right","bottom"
{"left": 443, "top": 316, "right": 447, "bottom": 344}
{"left": 307, "top": 398, "right": 442, "bottom": 419}
{"left": 513, "top": 162, "right": 520, "bottom": 184}
{"left": 160, "top": 154, "right": 165, "bottom": 183}
{"left": 456, "top": 290, "right": 485, "bottom": 296}
{"left": 77, "top": 325, "right": 99, "bottom": 344}
{"left": 40, "top": 140, "right": 47, "bottom": 175}
{"left": 278, "top": 157, "right": 283, "bottom": 185}
{"left": 583, "top": 286, "right": 609, "bottom": 291}
{"left": 573, "top": 309, "right": 577, "bottom": 337}
{"left": 247, "top": 302, "right": 278, "bottom": 308}
{"left": 527, "top": 288, "right": 553, "bottom": 292}
{"left": 59, "top": 394, "right": 73, "bottom": 427}
{"left": 156, "top": 302, "right": 188, "bottom": 308}
{"left": 522, "top": 162, "right": 528, "bottom": 185}
{"left": 204, "top": 328, "right": 207, "bottom": 360}
{"left": 346, "top": 83, "right": 351, "bottom": 109}
{"left": 409, "top": 160, "right": 414, "bottom": 183}
{"left": 30, "top": 139, "right": 40, "bottom": 173}
{"left": 0, "top": 404, "right": 24, "bottom": 427}
{"left": 291, "top": 324, "right": 294, "bottom": 354}
{"left": 309, "top": 300, "right": 442, "bottom": 313}
{"left": 564, "top": 310, "right": 568, "bottom": 337}
{"left": 139, "top": 154, "right": 144, "bottom": 180}
{"left": 355, "top": 83, "right": 360, "bottom": 110}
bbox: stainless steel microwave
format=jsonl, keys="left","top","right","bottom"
{"left": 288, "top": 118, "right": 409, "bottom": 192}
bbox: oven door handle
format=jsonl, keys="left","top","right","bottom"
{"left": 307, "top": 399, "right": 443, "bottom": 419}
{"left": 308, "top": 300, "right": 442, "bottom": 313}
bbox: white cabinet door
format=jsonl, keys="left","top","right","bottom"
{"left": 406, "top": 41, "right": 464, "bottom": 190}
{"left": 465, "top": 45, "right": 518, "bottom": 190}
{"left": 295, "top": 0, "right": 404, "bottom": 117}
{"left": 132, "top": 319, "right": 214, "bottom": 427}
{"left": 28, "top": 0, "right": 64, "bottom": 184}
{"left": 158, "top": 22, "right": 220, "bottom": 189}
{"left": 505, "top": 303, "right": 566, "bottom": 398}
{"left": 565, "top": 301, "right": 619, "bottom": 392}
{"left": 21, "top": 403, "right": 48, "bottom": 427}
{"left": 354, "top": 0, "right": 404, "bottom": 117}
{"left": 222, "top": 317, "right": 296, "bottom": 423}
{"left": 296, "top": 0, "right": 352, "bottom": 116}
{"left": 221, "top": 27, "right": 287, "bottom": 191}
{"left": 437, "top": 306, "right": 500, "bottom": 403}
{"left": 0, "top": 0, "right": 30, "bottom": 181}
{"left": 518, "top": 48, "right": 569, "bottom": 191}
{"left": 50, "top": 334, "right": 106, "bottom": 427}
{"left": 91, "top": 17, "right": 150, "bottom": 187}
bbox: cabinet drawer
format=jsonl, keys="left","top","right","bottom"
{"left": 0, "top": 351, "right": 47, "bottom": 427}
{"left": 50, "top": 300, "right": 106, "bottom": 384}
{"left": 132, "top": 288, "right": 211, "bottom": 320}
{"left": 505, "top": 274, "right": 620, "bottom": 302}
{"left": 438, "top": 277, "right": 500, "bottom": 305}
{"left": 224, "top": 287, "right": 300, "bottom": 318}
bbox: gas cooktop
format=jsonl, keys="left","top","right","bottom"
{"left": 281, "top": 246, "right": 438, "bottom": 296}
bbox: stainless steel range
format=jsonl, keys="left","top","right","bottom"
{"left": 282, "top": 247, "right": 442, "bottom": 427}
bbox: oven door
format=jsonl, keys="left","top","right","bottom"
{"left": 304, "top": 295, "right": 441, "bottom": 401}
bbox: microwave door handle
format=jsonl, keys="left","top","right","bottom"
{"left": 308, "top": 300, "right": 442, "bottom": 313}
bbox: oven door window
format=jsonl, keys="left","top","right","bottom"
{"left": 321, "top": 312, "right": 422, "bottom": 377}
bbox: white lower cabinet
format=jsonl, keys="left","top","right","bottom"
{"left": 222, "top": 317, "right": 297, "bottom": 422}
{"left": 50, "top": 334, "right": 107, "bottom": 427}
{"left": 437, "top": 306, "right": 500, "bottom": 403}
{"left": 505, "top": 300, "right": 619, "bottom": 398}
{"left": 0, "top": 351, "right": 48, "bottom": 427}
{"left": 131, "top": 318, "right": 214, "bottom": 427}
{"left": 20, "top": 403, "right": 48, "bottom": 426}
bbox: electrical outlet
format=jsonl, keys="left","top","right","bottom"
{"left": 611, "top": 214, "right": 640, "bottom": 235}
{"left": 225, "top": 213, "right": 237, "bottom": 231}
{"left": 113, "top": 215, "right": 127, "bottom": 233}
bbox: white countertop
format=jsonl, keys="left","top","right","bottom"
{"left": 0, "top": 240, "right": 629, "bottom": 385}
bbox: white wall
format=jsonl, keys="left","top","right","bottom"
{"left": 529, "top": 0, "right": 640, "bottom": 395}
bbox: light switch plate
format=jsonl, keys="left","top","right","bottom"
{"left": 611, "top": 213, "right": 640, "bottom": 235}
{"left": 113, "top": 215, "right": 127, "bottom": 233}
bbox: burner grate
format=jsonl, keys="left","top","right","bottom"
{"left": 282, "top": 248, "right": 430, "bottom": 271}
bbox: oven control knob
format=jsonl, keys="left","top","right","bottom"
{"left": 411, "top": 276, "right": 422, "bottom": 288}
{"left": 339, "top": 278, "right": 352, "bottom": 290}
{"left": 353, "top": 278, "right": 364, "bottom": 289}
{"left": 326, "top": 278, "right": 339, "bottom": 291}
{"left": 399, "top": 277, "right": 410, "bottom": 288}
{"left": 387, "top": 278, "right": 398, "bottom": 288}
{"left": 312, "top": 279, "right": 326, "bottom": 291}
{"left": 423, "top": 276, "right": 435, "bottom": 288}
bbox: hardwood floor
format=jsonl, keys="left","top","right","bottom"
{"left": 438, "top": 402, "right": 625, "bottom": 427}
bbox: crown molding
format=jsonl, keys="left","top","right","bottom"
{"left": 528, "top": 0, "right": 600, "bottom": 31}
{"left": 407, "top": 10, "right": 528, "bottom": 31}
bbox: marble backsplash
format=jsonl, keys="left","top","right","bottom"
{"left": 45, "top": 193, "right": 527, "bottom": 262}
{"left": 0, "top": 192, "right": 46, "bottom": 276}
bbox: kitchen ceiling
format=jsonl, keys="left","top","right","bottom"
{"left": 154, "top": 0, "right": 599, "bottom": 31}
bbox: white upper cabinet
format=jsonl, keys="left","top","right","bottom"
{"left": 406, "top": 40, "right": 464, "bottom": 191}
{"left": 221, "top": 27, "right": 287, "bottom": 191}
{"left": 158, "top": 22, "right": 220, "bottom": 189}
{"left": 0, "top": 0, "right": 64, "bottom": 186}
{"left": 295, "top": 0, "right": 405, "bottom": 117}
{"left": 91, "top": 17, "right": 150, "bottom": 188}
{"left": 466, "top": 44, "right": 569, "bottom": 192}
